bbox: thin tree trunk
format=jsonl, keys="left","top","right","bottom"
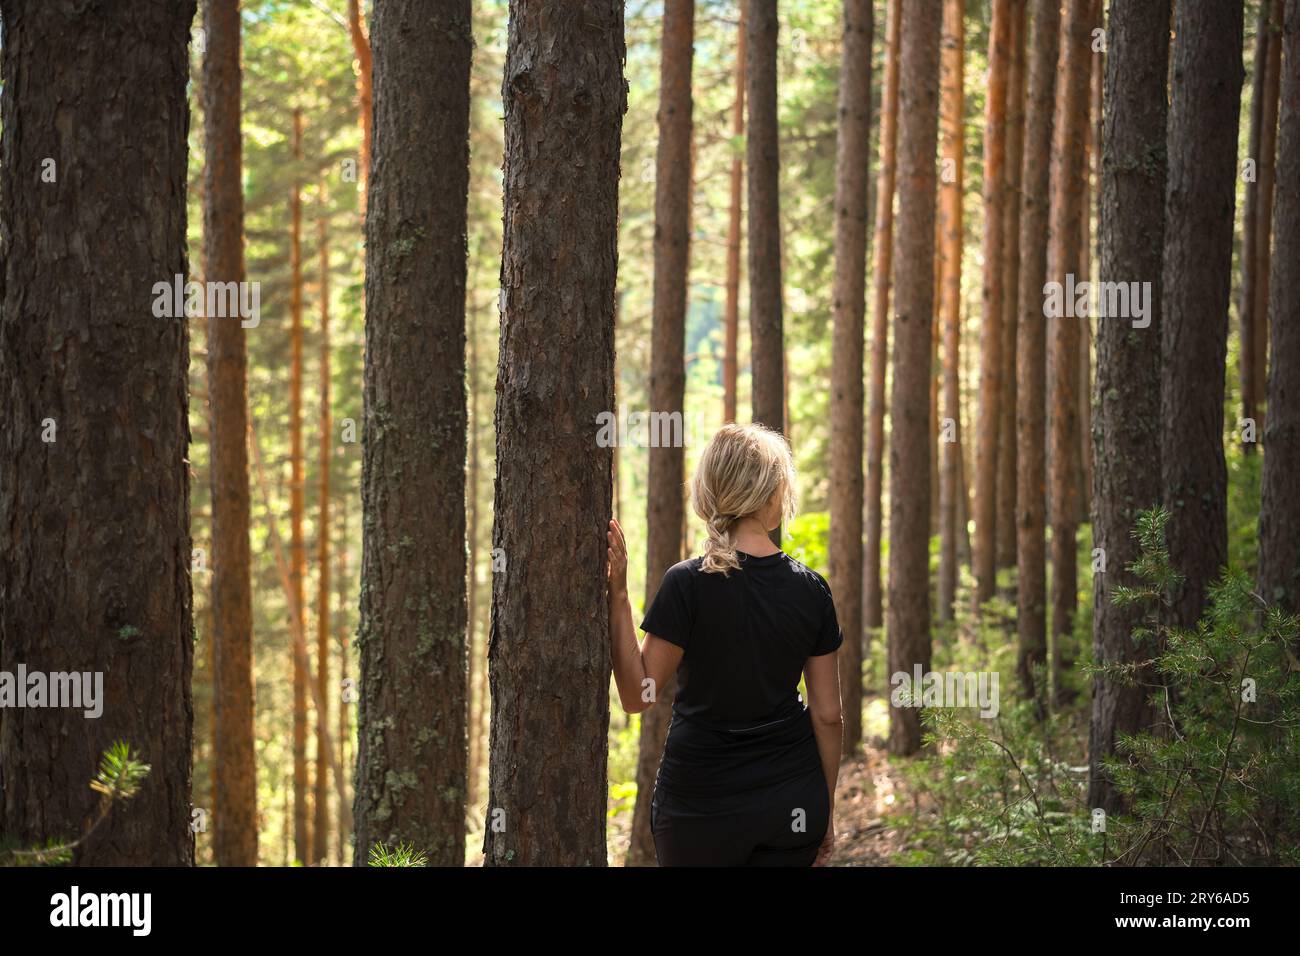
{"left": 485, "top": 0, "right": 623, "bottom": 867}
{"left": 888, "top": 0, "right": 940, "bottom": 757}
{"left": 289, "top": 106, "right": 311, "bottom": 866}
{"left": 0, "top": 0, "right": 197, "bottom": 866}
{"left": 628, "top": 0, "right": 694, "bottom": 868}
{"left": 829, "top": 0, "right": 873, "bottom": 753}
{"left": 996, "top": 0, "right": 1027, "bottom": 573}
{"left": 312, "top": 190, "right": 333, "bottom": 866}
{"left": 1161, "top": 0, "right": 1243, "bottom": 631}
{"left": 724, "top": 2, "right": 747, "bottom": 424}
{"left": 1047, "top": 0, "right": 1090, "bottom": 708}
{"left": 1258, "top": 0, "right": 1300, "bottom": 614}
{"left": 1250, "top": 0, "right": 1284, "bottom": 441}
{"left": 866, "top": 0, "right": 902, "bottom": 631}
{"left": 348, "top": 0, "right": 374, "bottom": 213}
{"left": 1015, "top": 0, "right": 1060, "bottom": 702}
{"left": 973, "top": 0, "right": 1011, "bottom": 606}
{"left": 1241, "top": 0, "right": 1271, "bottom": 443}
{"left": 1077, "top": 12, "right": 1101, "bottom": 522}
{"left": 937, "top": 0, "right": 965, "bottom": 622}
{"left": 354, "top": 0, "right": 471, "bottom": 866}
{"left": 1088, "top": 0, "right": 1169, "bottom": 814}
{"left": 204, "top": 0, "right": 259, "bottom": 866}
{"left": 748, "top": 0, "right": 785, "bottom": 451}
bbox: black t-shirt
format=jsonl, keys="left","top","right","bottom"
{"left": 640, "top": 550, "right": 843, "bottom": 730}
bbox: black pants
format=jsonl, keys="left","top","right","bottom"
{"left": 650, "top": 766, "right": 829, "bottom": 867}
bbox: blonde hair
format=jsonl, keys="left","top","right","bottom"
{"left": 691, "top": 423, "right": 797, "bottom": 575}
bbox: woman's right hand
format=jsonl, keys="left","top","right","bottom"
{"left": 607, "top": 518, "right": 628, "bottom": 601}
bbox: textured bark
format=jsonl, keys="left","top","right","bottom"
{"left": 1161, "top": 0, "right": 1242, "bottom": 631}
{"left": 355, "top": 0, "right": 471, "bottom": 866}
{"left": 348, "top": 0, "right": 374, "bottom": 213}
{"left": 1046, "top": 0, "right": 1090, "bottom": 706}
{"left": 484, "top": 0, "right": 623, "bottom": 867}
{"left": 1087, "top": 0, "right": 1168, "bottom": 813}
{"left": 724, "top": 3, "right": 746, "bottom": 424}
{"left": 866, "top": 0, "right": 902, "bottom": 631}
{"left": 747, "top": 0, "right": 784, "bottom": 442}
{"left": 1250, "top": 0, "right": 1284, "bottom": 440}
{"left": 973, "top": 0, "right": 1011, "bottom": 606}
{"left": 937, "top": 0, "right": 965, "bottom": 622}
{"left": 289, "top": 106, "right": 311, "bottom": 866}
{"left": 204, "top": 0, "right": 259, "bottom": 866}
{"left": 829, "top": 0, "right": 873, "bottom": 754}
{"left": 1015, "top": 0, "right": 1059, "bottom": 700}
{"left": 0, "top": 0, "right": 196, "bottom": 867}
{"left": 628, "top": 0, "right": 693, "bottom": 868}
{"left": 1077, "top": 15, "right": 1100, "bottom": 525}
{"left": 1258, "top": 0, "right": 1300, "bottom": 614}
{"left": 312, "top": 196, "right": 332, "bottom": 866}
{"left": 887, "top": 0, "right": 940, "bottom": 757}
{"left": 1241, "top": 0, "right": 1271, "bottom": 441}
{"left": 996, "top": 0, "right": 1027, "bottom": 573}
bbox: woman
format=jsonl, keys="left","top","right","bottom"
{"left": 607, "top": 422, "right": 844, "bottom": 867}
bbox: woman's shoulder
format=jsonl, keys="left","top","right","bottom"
{"left": 779, "top": 552, "right": 834, "bottom": 599}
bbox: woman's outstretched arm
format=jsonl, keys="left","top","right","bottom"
{"left": 607, "top": 518, "right": 682, "bottom": 714}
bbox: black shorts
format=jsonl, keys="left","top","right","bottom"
{"left": 650, "top": 708, "right": 830, "bottom": 867}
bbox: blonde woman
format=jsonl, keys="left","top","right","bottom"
{"left": 607, "top": 422, "right": 843, "bottom": 866}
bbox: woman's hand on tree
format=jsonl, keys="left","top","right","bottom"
{"left": 607, "top": 518, "right": 628, "bottom": 601}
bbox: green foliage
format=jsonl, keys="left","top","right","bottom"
{"left": 897, "top": 508, "right": 1300, "bottom": 866}
{"left": 367, "top": 842, "right": 429, "bottom": 867}
{"left": 1, "top": 741, "right": 151, "bottom": 867}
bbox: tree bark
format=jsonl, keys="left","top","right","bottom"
{"left": 1087, "top": 0, "right": 1169, "bottom": 813}
{"left": 996, "top": 0, "right": 1027, "bottom": 574}
{"left": 289, "top": 105, "right": 311, "bottom": 866}
{"left": 1241, "top": 0, "right": 1271, "bottom": 443}
{"left": 937, "top": 0, "right": 965, "bottom": 622}
{"left": 1161, "top": 0, "right": 1243, "bottom": 631}
{"left": 888, "top": 0, "right": 940, "bottom": 757}
{"left": 484, "top": 0, "right": 623, "bottom": 867}
{"left": 1250, "top": 0, "right": 1284, "bottom": 442}
{"left": 348, "top": 0, "right": 374, "bottom": 213}
{"left": 312, "top": 191, "right": 333, "bottom": 866}
{"left": 724, "top": 2, "right": 747, "bottom": 424}
{"left": 829, "top": 0, "right": 873, "bottom": 754}
{"left": 354, "top": 0, "right": 471, "bottom": 866}
{"left": 747, "top": 0, "right": 785, "bottom": 447}
{"left": 0, "top": 0, "right": 197, "bottom": 867}
{"left": 1046, "top": 0, "right": 1091, "bottom": 707}
{"left": 866, "top": 0, "right": 902, "bottom": 631}
{"left": 628, "top": 0, "right": 694, "bottom": 868}
{"left": 1015, "top": 0, "right": 1060, "bottom": 701}
{"left": 973, "top": 0, "right": 1011, "bottom": 605}
{"left": 203, "top": 0, "right": 259, "bottom": 867}
{"left": 1258, "top": 0, "right": 1299, "bottom": 614}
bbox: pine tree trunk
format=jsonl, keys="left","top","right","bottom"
{"left": 1161, "top": 0, "right": 1243, "bottom": 631}
{"left": 204, "top": 0, "right": 259, "bottom": 867}
{"left": 996, "top": 0, "right": 1027, "bottom": 574}
{"left": 290, "top": 106, "right": 312, "bottom": 866}
{"left": 354, "top": 0, "right": 471, "bottom": 866}
{"left": 484, "top": 0, "right": 623, "bottom": 867}
{"left": 829, "top": 0, "right": 873, "bottom": 753}
{"left": 888, "top": 0, "right": 940, "bottom": 757}
{"left": 972, "top": 0, "right": 1011, "bottom": 605}
{"left": 348, "top": 0, "right": 374, "bottom": 213}
{"left": 0, "top": 0, "right": 197, "bottom": 866}
{"left": 724, "top": 2, "right": 747, "bottom": 424}
{"left": 748, "top": 0, "right": 785, "bottom": 446}
{"left": 1257, "top": 0, "right": 1299, "bottom": 614}
{"left": 1087, "top": 0, "right": 1169, "bottom": 813}
{"left": 1014, "top": 0, "right": 1060, "bottom": 701}
{"left": 628, "top": 0, "right": 694, "bottom": 868}
{"left": 866, "top": 0, "right": 902, "bottom": 631}
{"left": 1250, "top": 0, "right": 1284, "bottom": 441}
{"left": 312, "top": 194, "right": 333, "bottom": 866}
{"left": 1241, "top": 0, "right": 1271, "bottom": 444}
{"left": 937, "top": 0, "right": 965, "bottom": 622}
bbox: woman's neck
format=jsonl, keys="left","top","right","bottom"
{"left": 732, "top": 517, "right": 780, "bottom": 557}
